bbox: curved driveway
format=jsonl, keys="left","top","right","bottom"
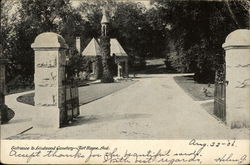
{"left": 1, "top": 91, "right": 33, "bottom": 139}
{"left": 50, "top": 74, "right": 249, "bottom": 139}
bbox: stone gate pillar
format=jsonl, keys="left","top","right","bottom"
{"left": 31, "top": 32, "right": 68, "bottom": 128}
{"left": 222, "top": 29, "right": 250, "bottom": 128}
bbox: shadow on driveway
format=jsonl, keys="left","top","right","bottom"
{"left": 65, "top": 113, "right": 151, "bottom": 127}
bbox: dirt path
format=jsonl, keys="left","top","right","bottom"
{"left": 45, "top": 74, "right": 249, "bottom": 139}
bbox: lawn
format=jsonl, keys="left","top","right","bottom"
{"left": 17, "top": 79, "right": 137, "bottom": 106}
{"left": 17, "top": 92, "right": 34, "bottom": 106}
{"left": 174, "top": 75, "right": 215, "bottom": 120}
{"left": 174, "top": 75, "right": 214, "bottom": 101}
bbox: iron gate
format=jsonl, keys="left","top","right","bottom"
{"left": 64, "top": 80, "right": 80, "bottom": 122}
{"left": 62, "top": 57, "right": 80, "bottom": 124}
{"left": 214, "top": 64, "right": 226, "bottom": 122}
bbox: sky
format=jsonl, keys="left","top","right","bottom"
{"left": 71, "top": 0, "right": 151, "bottom": 8}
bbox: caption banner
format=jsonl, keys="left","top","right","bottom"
{"left": 1, "top": 139, "right": 249, "bottom": 164}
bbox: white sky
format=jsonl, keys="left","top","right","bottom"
{"left": 71, "top": 0, "right": 151, "bottom": 8}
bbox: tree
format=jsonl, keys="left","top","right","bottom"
{"left": 4, "top": 0, "right": 74, "bottom": 82}
{"left": 152, "top": 0, "right": 249, "bottom": 82}
{"left": 78, "top": 1, "right": 152, "bottom": 68}
{"left": 19, "top": 0, "right": 72, "bottom": 33}
{"left": 0, "top": 0, "right": 20, "bottom": 82}
{"left": 1, "top": 0, "right": 18, "bottom": 58}
{"left": 66, "top": 48, "right": 86, "bottom": 79}
{"left": 146, "top": 5, "right": 170, "bottom": 58}
{"left": 58, "top": 6, "right": 87, "bottom": 53}
{"left": 77, "top": 0, "right": 117, "bottom": 40}
{"left": 112, "top": 2, "right": 150, "bottom": 68}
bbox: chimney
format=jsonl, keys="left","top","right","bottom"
{"left": 76, "top": 37, "right": 81, "bottom": 54}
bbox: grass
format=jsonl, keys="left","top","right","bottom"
{"left": 17, "top": 93, "right": 34, "bottom": 106}
{"left": 174, "top": 75, "right": 214, "bottom": 101}
{"left": 17, "top": 79, "right": 137, "bottom": 106}
{"left": 174, "top": 75, "right": 220, "bottom": 123}
{"left": 201, "top": 102, "right": 214, "bottom": 115}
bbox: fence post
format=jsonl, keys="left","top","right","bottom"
{"left": 222, "top": 29, "right": 250, "bottom": 128}
{"left": 31, "top": 32, "right": 68, "bottom": 128}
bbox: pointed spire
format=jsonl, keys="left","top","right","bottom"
{"left": 101, "top": 7, "right": 109, "bottom": 36}
{"left": 101, "top": 7, "right": 109, "bottom": 24}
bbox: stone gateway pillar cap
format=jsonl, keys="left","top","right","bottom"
{"left": 31, "top": 32, "right": 68, "bottom": 49}
{"left": 222, "top": 29, "right": 250, "bottom": 50}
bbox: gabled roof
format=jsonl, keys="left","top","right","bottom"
{"left": 110, "top": 39, "right": 128, "bottom": 57}
{"left": 83, "top": 38, "right": 128, "bottom": 57}
{"left": 82, "top": 38, "right": 101, "bottom": 56}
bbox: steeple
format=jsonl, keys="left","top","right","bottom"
{"left": 101, "top": 7, "right": 109, "bottom": 36}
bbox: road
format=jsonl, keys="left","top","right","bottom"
{"left": 2, "top": 73, "right": 249, "bottom": 139}
{"left": 44, "top": 74, "right": 249, "bottom": 139}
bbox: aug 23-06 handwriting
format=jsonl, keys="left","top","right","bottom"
{"left": 8, "top": 139, "right": 247, "bottom": 164}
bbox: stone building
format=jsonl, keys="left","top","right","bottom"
{"left": 110, "top": 39, "right": 128, "bottom": 78}
{"left": 81, "top": 38, "right": 129, "bottom": 79}
{"left": 81, "top": 9, "right": 129, "bottom": 80}
{"left": 82, "top": 38, "right": 102, "bottom": 80}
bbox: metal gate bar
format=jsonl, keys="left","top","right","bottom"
{"left": 214, "top": 64, "right": 226, "bottom": 122}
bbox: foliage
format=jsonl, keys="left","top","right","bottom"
{"left": 1, "top": 0, "right": 20, "bottom": 82}
{"left": 77, "top": 0, "right": 117, "bottom": 39}
{"left": 2, "top": 0, "right": 249, "bottom": 84}
{"left": 1, "top": 0, "right": 18, "bottom": 58}
{"left": 153, "top": 0, "right": 249, "bottom": 82}
{"left": 2, "top": 0, "right": 151, "bottom": 83}
{"left": 111, "top": 2, "right": 150, "bottom": 68}
{"left": 94, "top": 55, "right": 103, "bottom": 79}
{"left": 19, "top": 0, "right": 72, "bottom": 32}
{"left": 66, "top": 48, "right": 86, "bottom": 79}
{"left": 1, "top": 0, "right": 94, "bottom": 83}
{"left": 78, "top": 1, "right": 150, "bottom": 69}
{"left": 145, "top": 6, "right": 169, "bottom": 58}
{"left": 100, "top": 36, "right": 114, "bottom": 83}
{"left": 2, "top": 0, "right": 73, "bottom": 82}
